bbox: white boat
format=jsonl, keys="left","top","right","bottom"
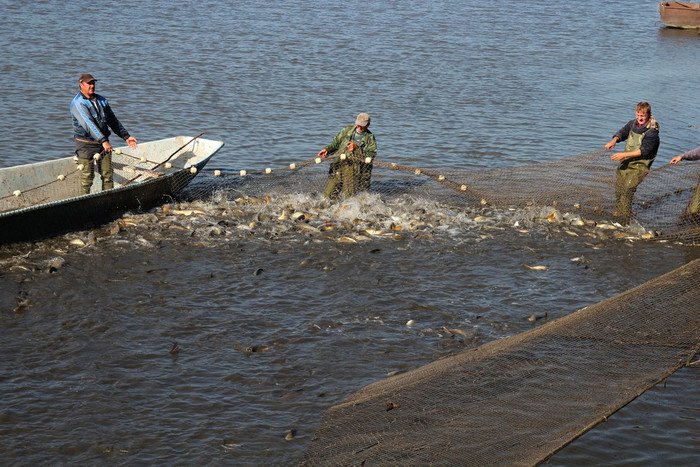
{"left": 0, "top": 135, "right": 224, "bottom": 245}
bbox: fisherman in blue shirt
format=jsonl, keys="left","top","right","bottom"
{"left": 70, "top": 73, "right": 138, "bottom": 194}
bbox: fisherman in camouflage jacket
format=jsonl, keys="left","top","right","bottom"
{"left": 317, "top": 113, "right": 377, "bottom": 200}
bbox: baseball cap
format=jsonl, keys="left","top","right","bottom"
{"left": 355, "top": 113, "right": 370, "bottom": 126}
{"left": 79, "top": 73, "right": 97, "bottom": 83}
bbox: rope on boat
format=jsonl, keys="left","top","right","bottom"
{"left": 0, "top": 166, "right": 81, "bottom": 202}
{"left": 121, "top": 132, "right": 206, "bottom": 186}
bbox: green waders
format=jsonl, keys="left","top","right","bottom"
{"left": 78, "top": 149, "right": 113, "bottom": 195}
{"left": 682, "top": 183, "right": 700, "bottom": 222}
{"left": 685, "top": 181, "right": 700, "bottom": 216}
{"left": 615, "top": 131, "right": 653, "bottom": 223}
{"left": 324, "top": 152, "right": 373, "bottom": 200}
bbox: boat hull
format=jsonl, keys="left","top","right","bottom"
{"left": 659, "top": 2, "right": 700, "bottom": 28}
{"left": 0, "top": 136, "right": 224, "bottom": 245}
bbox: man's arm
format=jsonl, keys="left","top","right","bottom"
{"left": 361, "top": 133, "right": 377, "bottom": 159}
{"left": 104, "top": 104, "right": 131, "bottom": 141}
{"left": 104, "top": 103, "right": 137, "bottom": 149}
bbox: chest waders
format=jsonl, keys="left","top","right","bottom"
{"left": 686, "top": 181, "right": 700, "bottom": 217}
{"left": 614, "top": 128, "right": 654, "bottom": 222}
{"left": 323, "top": 130, "right": 373, "bottom": 200}
{"left": 75, "top": 140, "right": 113, "bottom": 194}
{"left": 75, "top": 98, "right": 114, "bottom": 194}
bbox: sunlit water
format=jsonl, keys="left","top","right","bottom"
{"left": 1, "top": 1, "right": 699, "bottom": 465}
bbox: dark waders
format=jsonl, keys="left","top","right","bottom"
{"left": 322, "top": 126, "right": 375, "bottom": 200}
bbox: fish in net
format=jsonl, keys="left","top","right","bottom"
{"left": 179, "top": 148, "right": 700, "bottom": 243}
{"left": 176, "top": 148, "right": 700, "bottom": 465}
{"left": 3, "top": 145, "right": 700, "bottom": 464}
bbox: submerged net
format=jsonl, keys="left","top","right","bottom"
{"left": 3, "top": 146, "right": 699, "bottom": 463}
{"left": 299, "top": 258, "right": 700, "bottom": 466}
{"left": 181, "top": 147, "right": 700, "bottom": 243}
{"left": 175, "top": 148, "right": 700, "bottom": 465}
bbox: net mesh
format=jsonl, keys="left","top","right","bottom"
{"left": 178, "top": 148, "right": 700, "bottom": 242}
{"left": 3, "top": 147, "right": 700, "bottom": 464}
{"left": 176, "top": 148, "right": 699, "bottom": 465}
{"left": 298, "top": 258, "right": 700, "bottom": 466}
{"left": 5, "top": 147, "right": 700, "bottom": 242}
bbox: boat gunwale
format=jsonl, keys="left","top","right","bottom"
{"left": 0, "top": 136, "right": 224, "bottom": 243}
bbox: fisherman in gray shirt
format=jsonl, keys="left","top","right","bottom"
{"left": 670, "top": 145, "right": 700, "bottom": 221}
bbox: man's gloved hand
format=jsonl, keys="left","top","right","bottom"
{"left": 346, "top": 141, "right": 357, "bottom": 152}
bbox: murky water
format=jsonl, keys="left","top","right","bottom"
{"left": 1, "top": 1, "right": 699, "bottom": 465}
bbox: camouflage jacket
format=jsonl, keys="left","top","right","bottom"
{"left": 324, "top": 125, "right": 377, "bottom": 160}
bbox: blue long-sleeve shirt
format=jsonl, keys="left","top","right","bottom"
{"left": 70, "top": 92, "right": 130, "bottom": 143}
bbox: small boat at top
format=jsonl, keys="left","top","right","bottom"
{"left": 0, "top": 135, "right": 224, "bottom": 245}
{"left": 659, "top": 1, "right": 700, "bottom": 28}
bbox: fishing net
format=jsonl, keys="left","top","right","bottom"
{"left": 298, "top": 258, "right": 700, "bottom": 466}
{"left": 3, "top": 145, "right": 700, "bottom": 464}
{"left": 4, "top": 146, "right": 700, "bottom": 242}
{"left": 177, "top": 148, "right": 700, "bottom": 465}
{"left": 180, "top": 147, "right": 700, "bottom": 243}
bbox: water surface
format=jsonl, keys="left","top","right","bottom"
{"left": 1, "top": 1, "right": 699, "bottom": 465}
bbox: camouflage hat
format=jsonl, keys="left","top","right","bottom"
{"left": 355, "top": 113, "right": 370, "bottom": 127}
